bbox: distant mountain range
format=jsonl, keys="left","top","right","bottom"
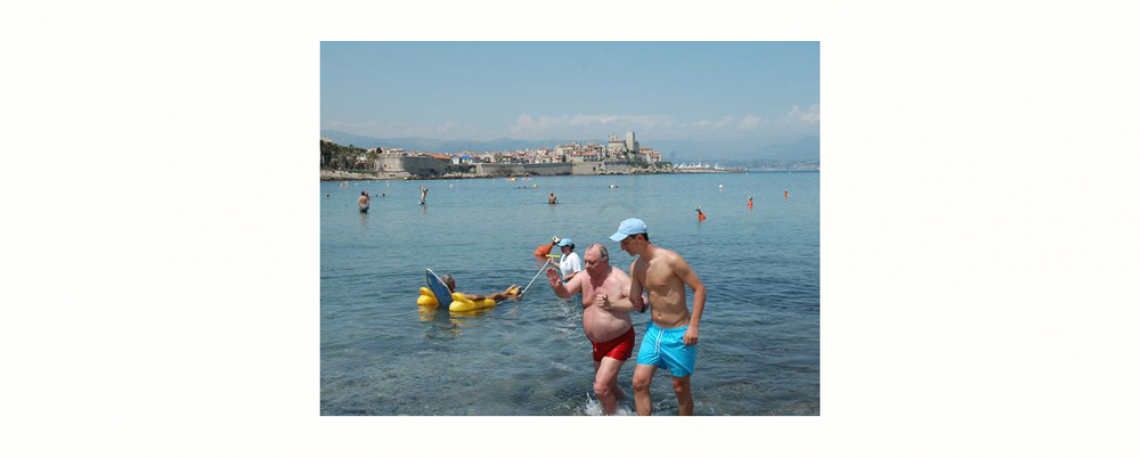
{"left": 320, "top": 130, "right": 819, "bottom": 164}
{"left": 320, "top": 130, "right": 569, "bottom": 155}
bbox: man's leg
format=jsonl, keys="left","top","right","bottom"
{"left": 595, "top": 361, "right": 626, "bottom": 401}
{"left": 671, "top": 375, "right": 693, "bottom": 416}
{"left": 594, "top": 357, "right": 625, "bottom": 415}
{"left": 611, "top": 373, "right": 627, "bottom": 402}
{"left": 632, "top": 364, "right": 657, "bottom": 416}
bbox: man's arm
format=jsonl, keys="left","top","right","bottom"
{"left": 672, "top": 255, "right": 706, "bottom": 345}
{"left": 598, "top": 291, "right": 641, "bottom": 312}
{"left": 597, "top": 269, "right": 638, "bottom": 312}
{"left": 546, "top": 267, "right": 581, "bottom": 299}
{"left": 628, "top": 260, "right": 647, "bottom": 313}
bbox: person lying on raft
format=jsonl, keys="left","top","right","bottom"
{"left": 440, "top": 274, "right": 523, "bottom": 302}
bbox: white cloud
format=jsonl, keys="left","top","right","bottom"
{"left": 784, "top": 104, "right": 820, "bottom": 125}
{"left": 509, "top": 113, "right": 676, "bottom": 139}
{"left": 323, "top": 120, "right": 378, "bottom": 131}
{"left": 324, "top": 119, "right": 477, "bottom": 140}
{"left": 738, "top": 114, "right": 764, "bottom": 131}
{"left": 695, "top": 116, "right": 734, "bottom": 130}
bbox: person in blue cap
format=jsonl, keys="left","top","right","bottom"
{"left": 556, "top": 237, "right": 583, "bottom": 281}
{"left": 610, "top": 217, "right": 707, "bottom": 416}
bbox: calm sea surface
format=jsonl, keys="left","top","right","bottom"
{"left": 321, "top": 172, "right": 819, "bottom": 415}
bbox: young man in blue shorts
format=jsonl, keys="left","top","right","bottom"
{"left": 611, "top": 218, "right": 707, "bottom": 416}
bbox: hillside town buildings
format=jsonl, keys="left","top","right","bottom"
{"left": 322, "top": 130, "right": 682, "bottom": 180}
{"left": 375, "top": 131, "right": 662, "bottom": 166}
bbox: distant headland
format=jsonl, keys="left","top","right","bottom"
{"left": 318, "top": 131, "right": 770, "bottom": 181}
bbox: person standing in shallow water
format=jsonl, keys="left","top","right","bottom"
{"left": 611, "top": 218, "right": 707, "bottom": 416}
{"left": 556, "top": 238, "right": 583, "bottom": 282}
{"left": 546, "top": 244, "right": 638, "bottom": 415}
{"left": 419, "top": 184, "right": 428, "bottom": 205}
{"left": 748, "top": 196, "right": 753, "bottom": 210}
{"left": 548, "top": 192, "right": 558, "bottom": 204}
{"left": 358, "top": 191, "right": 370, "bottom": 213}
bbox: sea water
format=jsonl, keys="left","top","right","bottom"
{"left": 321, "top": 172, "right": 819, "bottom": 415}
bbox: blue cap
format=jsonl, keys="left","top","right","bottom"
{"left": 557, "top": 237, "right": 574, "bottom": 247}
{"left": 610, "top": 218, "right": 648, "bottom": 242}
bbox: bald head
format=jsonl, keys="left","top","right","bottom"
{"left": 584, "top": 243, "right": 610, "bottom": 276}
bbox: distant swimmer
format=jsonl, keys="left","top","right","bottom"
{"left": 695, "top": 206, "right": 706, "bottom": 222}
{"left": 548, "top": 192, "right": 558, "bottom": 205}
{"left": 325, "top": 193, "right": 330, "bottom": 199}
{"left": 609, "top": 184, "right": 619, "bottom": 189}
{"left": 419, "top": 184, "right": 429, "bottom": 205}
{"left": 546, "top": 244, "right": 639, "bottom": 415}
{"left": 784, "top": 189, "right": 789, "bottom": 199}
{"left": 441, "top": 274, "right": 522, "bottom": 302}
{"left": 748, "top": 196, "right": 753, "bottom": 210}
{"left": 610, "top": 218, "right": 707, "bottom": 416}
{"left": 358, "top": 191, "right": 370, "bottom": 213}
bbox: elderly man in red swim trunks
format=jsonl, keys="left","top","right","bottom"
{"left": 547, "top": 243, "right": 640, "bottom": 415}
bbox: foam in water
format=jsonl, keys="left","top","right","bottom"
{"left": 579, "top": 394, "right": 634, "bottom": 416}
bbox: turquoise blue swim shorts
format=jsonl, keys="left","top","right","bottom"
{"left": 637, "top": 322, "right": 697, "bottom": 377}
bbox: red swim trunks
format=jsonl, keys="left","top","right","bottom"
{"left": 592, "top": 327, "right": 636, "bottom": 362}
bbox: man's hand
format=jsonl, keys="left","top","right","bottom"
{"left": 683, "top": 327, "right": 699, "bottom": 346}
{"left": 594, "top": 293, "right": 611, "bottom": 310}
{"left": 546, "top": 268, "right": 562, "bottom": 287}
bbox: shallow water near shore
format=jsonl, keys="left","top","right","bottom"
{"left": 321, "top": 171, "right": 819, "bottom": 415}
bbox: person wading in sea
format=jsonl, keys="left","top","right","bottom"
{"left": 546, "top": 243, "right": 638, "bottom": 415}
{"left": 611, "top": 218, "right": 707, "bottom": 416}
{"left": 358, "top": 191, "right": 370, "bottom": 213}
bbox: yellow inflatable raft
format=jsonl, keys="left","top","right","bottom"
{"left": 416, "top": 287, "right": 440, "bottom": 307}
{"left": 416, "top": 287, "right": 497, "bottom": 312}
{"left": 447, "top": 293, "right": 497, "bottom": 312}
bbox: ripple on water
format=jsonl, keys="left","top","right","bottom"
{"left": 322, "top": 173, "right": 819, "bottom": 415}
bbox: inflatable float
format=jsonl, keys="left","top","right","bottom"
{"left": 416, "top": 287, "right": 498, "bottom": 312}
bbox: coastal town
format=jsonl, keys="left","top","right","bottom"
{"left": 320, "top": 130, "right": 746, "bottom": 181}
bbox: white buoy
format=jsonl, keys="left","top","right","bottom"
{"left": 719, "top": 184, "right": 725, "bottom": 189}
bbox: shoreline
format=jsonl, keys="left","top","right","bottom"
{"left": 319, "top": 168, "right": 755, "bottom": 181}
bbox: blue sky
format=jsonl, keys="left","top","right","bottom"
{"left": 321, "top": 42, "right": 819, "bottom": 154}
